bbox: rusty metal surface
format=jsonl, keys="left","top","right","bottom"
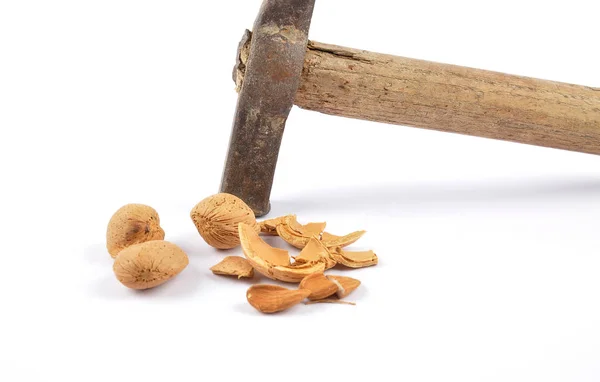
{"left": 220, "top": 0, "right": 316, "bottom": 217}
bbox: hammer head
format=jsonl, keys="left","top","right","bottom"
{"left": 220, "top": 0, "right": 316, "bottom": 217}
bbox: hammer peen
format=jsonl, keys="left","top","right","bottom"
{"left": 221, "top": 0, "right": 600, "bottom": 217}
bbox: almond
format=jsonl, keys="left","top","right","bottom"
{"left": 327, "top": 275, "right": 361, "bottom": 298}
{"left": 246, "top": 284, "right": 311, "bottom": 313}
{"left": 113, "top": 240, "right": 188, "bottom": 289}
{"left": 106, "top": 204, "right": 165, "bottom": 258}
{"left": 190, "top": 193, "right": 259, "bottom": 249}
{"left": 299, "top": 272, "right": 338, "bottom": 300}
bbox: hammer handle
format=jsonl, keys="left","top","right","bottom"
{"left": 296, "top": 41, "right": 600, "bottom": 155}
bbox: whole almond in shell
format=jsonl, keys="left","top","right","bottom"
{"left": 113, "top": 240, "right": 189, "bottom": 290}
{"left": 190, "top": 193, "right": 259, "bottom": 249}
{"left": 106, "top": 204, "right": 165, "bottom": 258}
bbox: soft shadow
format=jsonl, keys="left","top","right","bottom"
{"left": 274, "top": 176, "right": 600, "bottom": 215}
{"left": 83, "top": 243, "right": 113, "bottom": 265}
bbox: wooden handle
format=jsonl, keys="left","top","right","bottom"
{"left": 295, "top": 41, "right": 600, "bottom": 155}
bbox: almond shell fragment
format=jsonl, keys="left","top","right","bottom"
{"left": 240, "top": 223, "right": 328, "bottom": 283}
{"left": 329, "top": 247, "right": 378, "bottom": 268}
{"left": 258, "top": 215, "right": 290, "bottom": 236}
{"left": 210, "top": 256, "right": 254, "bottom": 279}
{"left": 321, "top": 230, "right": 366, "bottom": 249}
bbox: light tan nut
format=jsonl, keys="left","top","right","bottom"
{"left": 190, "top": 193, "right": 259, "bottom": 249}
{"left": 299, "top": 272, "right": 338, "bottom": 300}
{"left": 258, "top": 215, "right": 290, "bottom": 236}
{"left": 239, "top": 223, "right": 326, "bottom": 283}
{"left": 329, "top": 248, "right": 378, "bottom": 268}
{"left": 294, "top": 238, "right": 337, "bottom": 270}
{"left": 210, "top": 256, "right": 254, "bottom": 279}
{"left": 327, "top": 275, "right": 361, "bottom": 298}
{"left": 321, "top": 230, "right": 366, "bottom": 248}
{"left": 247, "top": 284, "right": 311, "bottom": 314}
{"left": 106, "top": 204, "right": 165, "bottom": 258}
{"left": 113, "top": 240, "right": 189, "bottom": 290}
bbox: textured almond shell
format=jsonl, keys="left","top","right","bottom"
{"left": 106, "top": 204, "right": 165, "bottom": 258}
{"left": 210, "top": 256, "right": 254, "bottom": 279}
{"left": 113, "top": 240, "right": 189, "bottom": 290}
{"left": 190, "top": 193, "right": 259, "bottom": 249}
{"left": 247, "top": 284, "right": 311, "bottom": 313}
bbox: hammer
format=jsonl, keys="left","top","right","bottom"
{"left": 220, "top": 0, "right": 600, "bottom": 216}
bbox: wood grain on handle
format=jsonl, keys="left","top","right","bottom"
{"left": 295, "top": 41, "right": 600, "bottom": 155}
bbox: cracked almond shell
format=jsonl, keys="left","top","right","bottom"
{"left": 329, "top": 247, "right": 378, "bottom": 268}
{"left": 113, "top": 240, "right": 189, "bottom": 290}
{"left": 190, "top": 193, "right": 259, "bottom": 249}
{"left": 210, "top": 256, "right": 254, "bottom": 279}
{"left": 247, "top": 284, "right": 311, "bottom": 313}
{"left": 239, "top": 223, "right": 326, "bottom": 283}
{"left": 106, "top": 204, "right": 165, "bottom": 258}
{"left": 276, "top": 215, "right": 328, "bottom": 249}
{"left": 321, "top": 230, "right": 366, "bottom": 248}
{"left": 294, "top": 237, "right": 337, "bottom": 270}
{"left": 258, "top": 215, "right": 289, "bottom": 236}
{"left": 285, "top": 215, "right": 326, "bottom": 238}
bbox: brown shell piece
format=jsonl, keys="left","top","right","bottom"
{"left": 321, "top": 230, "right": 366, "bottom": 248}
{"left": 113, "top": 240, "right": 189, "bottom": 290}
{"left": 258, "top": 215, "right": 290, "bottom": 236}
{"left": 106, "top": 204, "right": 165, "bottom": 258}
{"left": 239, "top": 223, "right": 326, "bottom": 283}
{"left": 327, "top": 275, "right": 361, "bottom": 298}
{"left": 276, "top": 223, "right": 311, "bottom": 249}
{"left": 285, "top": 215, "right": 326, "bottom": 238}
{"left": 246, "top": 284, "right": 311, "bottom": 314}
{"left": 329, "top": 247, "right": 378, "bottom": 268}
{"left": 270, "top": 260, "right": 326, "bottom": 283}
{"left": 275, "top": 216, "right": 328, "bottom": 249}
{"left": 299, "top": 272, "right": 338, "bottom": 300}
{"left": 210, "top": 256, "right": 254, "bottom": 279}
{"left": 294, "top": 238, "right": 337, "bottom": 270}
{"left": 190, "top": 193, "right": 260, "bottom": 249}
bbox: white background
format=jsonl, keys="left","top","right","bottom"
{"left": 1, "top": 0, "right": 599, "bottom": 381}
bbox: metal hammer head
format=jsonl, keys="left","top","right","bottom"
{"left": 220, "top": 0, "right": 316, "bottom": 217}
